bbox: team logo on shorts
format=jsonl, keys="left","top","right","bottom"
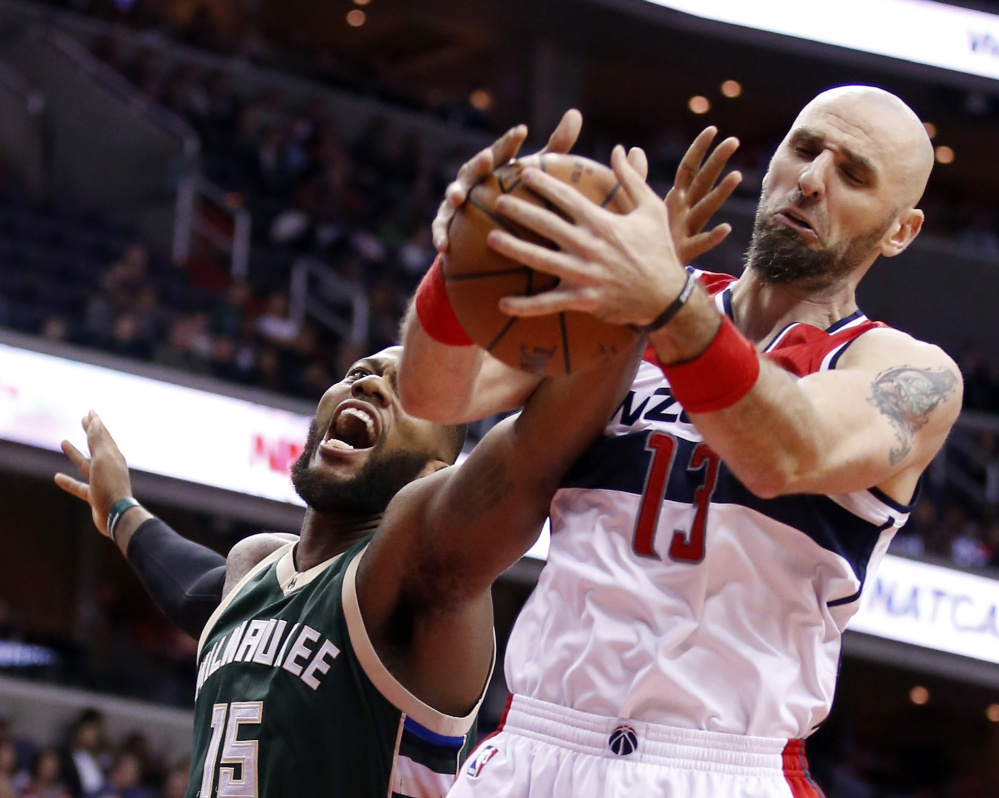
{"left": 608, "top": 725, "right": 638, "bottom": 756}
{"left": 465, "top": 744, "right": 499, "bottom": 779}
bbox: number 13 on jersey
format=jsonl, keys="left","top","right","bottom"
{"left": 633, "top": 432, "right": 721, "bottom": 563}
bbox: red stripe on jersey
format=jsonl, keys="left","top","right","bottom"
{"left": 764, "top": 320, "right": 885, "bottom": 378}
{"left": 641, "top": 271, "right": 885, "bottom": 379}
{"left": 782, "top": 740, "right": 826, "bottom": 797}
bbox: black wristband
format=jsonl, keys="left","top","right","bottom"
{"left": 632, "top": 270, "right": 697, "bottom": 334}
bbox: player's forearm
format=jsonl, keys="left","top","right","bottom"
{"left": 398, "top": 302, "right": 486, "bottom": 423}
{"left": 126, "top": 517, "right": 226, "bottom": 638}
{"left": 399, "top": 302, "right": 540, "bottom": 423}
{"left": 647, "top": 301, "right": 831, "bottom": 498}
{"left": 512, "top": 345, "right": 641, "bottom": 483}
{"left": 685, "top": 359, "right": 832, "bottom": 498}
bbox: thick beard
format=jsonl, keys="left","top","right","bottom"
{"left": 290, "top": 419, "right": 431, "bottom": 516}
{"left": 746, "top": 206, "right": 892, "bottom": 288}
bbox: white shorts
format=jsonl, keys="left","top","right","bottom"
{"left": 448, "top": 695, "right": 825, "bottom": 798}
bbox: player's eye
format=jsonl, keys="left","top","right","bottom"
{"left": 346, "top": 366, "right": 371, "bottom": 380}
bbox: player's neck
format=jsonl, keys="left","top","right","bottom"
{"left": 295, "top": 508, "right": 381, "bottom": 570}
{"left": 730, "top": 270, "right": 859, "bottom": 346}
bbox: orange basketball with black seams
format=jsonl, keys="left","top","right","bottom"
{"left": 443, "top": 153, "right": 639, "bottom": 376}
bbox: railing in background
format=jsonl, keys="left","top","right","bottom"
{"left": 289, "top": 255, "right": 369, "bottom": 344}
{"left": 179, "top": 176, "right": 252, "bottom": 280}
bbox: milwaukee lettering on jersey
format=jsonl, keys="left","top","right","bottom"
{"left": 195, "top": 618, "right": 340, "bottom": 698}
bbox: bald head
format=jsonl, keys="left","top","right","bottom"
{"left": 793, "top": 85, "right": 934, "bottom": 208}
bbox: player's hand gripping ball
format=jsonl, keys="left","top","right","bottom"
{"left": 443, "top": 153, "right": 639, "bottom": 376}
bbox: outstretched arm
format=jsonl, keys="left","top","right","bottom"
{"left": 55, "top": 412, "right": 242, "bottom": 639}
{"left": 358, "top": 343, "right": 642, "bottom": 715}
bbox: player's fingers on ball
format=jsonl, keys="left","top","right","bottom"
{"left": 542, "top": 108, "right": 582, "bottom": 155}
{"left": 493, "top": 195, "right": 582, "bottom": 251}
{"left": 486, "top": 230, "right": 578, "bottom": 280}
{"left": 611, "top": 145, "right": 659, "bottom": 207}
{"left": 490, "top": 125, "right": 528, "bottom": 167}
{"left": 519, "top": 167, "right": 594, "bottom": 223}
{"left": 674, "top": 127, "right": 717, "bottom": 189}
{"left": 499, "top": 288, "right": 580, "bottom": 318}
{"left": 627, "top": 147, "right": 649, "bottom": 180}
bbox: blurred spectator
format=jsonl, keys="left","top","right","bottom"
{"left": 40, "top": 316, "right": 71, "bottom": 345}
{"left": 0, "top": 740, "right": 22, "bottom": 798}
{"left": 105, "top": 314, "right": 153, "bottom": 362}
{"left": 255, "top": 292, "right": 299, "bottom": 347}
{"left": 92, "top": 753, "right": 146, "bottom": 798}
{"left": 161, "top": 766, "right": 188, "bottom": 798}
{"left": 61, "top": 710, "right": 106, "bottom": 798}
{"left": 23, "top": 748, "right": 71, "bottom": 798}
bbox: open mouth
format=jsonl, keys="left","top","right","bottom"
{"left": 777, "top": 209, "right": 818, "bottom": 239}
{"left": 321, "top": 403, "right": 381, "bottom": 453}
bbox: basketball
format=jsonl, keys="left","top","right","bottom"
{"left": 443, "top": 153, "right": 639, "bottom": 376}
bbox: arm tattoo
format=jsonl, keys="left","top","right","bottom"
{"left": 868, "top": 366, "right": 958, "bottom": 465}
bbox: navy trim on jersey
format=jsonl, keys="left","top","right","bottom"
{"left": 561, "top": 433, "right": 886, "bottom": 584}
{"left": 827, "top": 337, "right": 861, "bottom": 370}
{"left": 869, "top": 484, "right": 919, "bottom": 513}
{"left": 721, "top": 287, "right": 734, "bottom": 320}
{"left": 826, "top": 310, "right": 865, "bottom": 333}
{"left": 826, "top": 589, "right": 862, "bottom": 608}
{"left": 764, "top": 323, "right": 798, "bottom": 354}
{"left": 402, "top": 717, "right": 465, "bottom": 748}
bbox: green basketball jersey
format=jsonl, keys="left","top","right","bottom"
{"left": 187, "top": 538, "right": 484, "bottom": 798}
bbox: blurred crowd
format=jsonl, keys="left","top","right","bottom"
{"left": 0, "top": 713, "right": 188, "bottom": 798}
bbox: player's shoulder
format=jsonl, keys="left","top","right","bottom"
{"left": 836, "top": 325, "right": 960, "bottom": 375}
{"left": 224, "top": 532, "right": 299, "bottom": 595}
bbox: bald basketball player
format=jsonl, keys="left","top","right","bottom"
{"left": 400, "top": 87, "right": 961, "bottom": 797}
{"left": 55, "top": 343, "right": 638, "bottom": 797}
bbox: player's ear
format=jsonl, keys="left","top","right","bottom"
{"left": 880, "top": 208, "right": 923, "bottom": 258}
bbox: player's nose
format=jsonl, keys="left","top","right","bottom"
{"left": 798, "top": 153, "right": 831, "bottom": 199}
{"left": 351, "top": 372, "right": 392, "bottom": 407}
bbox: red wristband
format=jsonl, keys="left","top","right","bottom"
{"left": 415, "top": 254, "right": 474, "bottom": 346}
{"left": 658, "top": 316, "right": 760, "bottom": 413}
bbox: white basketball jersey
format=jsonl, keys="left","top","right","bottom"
{"left": 506, "top": 271, "right": 914, "bottom": 740}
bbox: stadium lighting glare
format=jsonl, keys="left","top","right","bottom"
{"left": 720, "top": 80, "right": 742, "bottom": 98}
{"left": 469, "top": 89, "right": 493, "bottom": 111}
{"left": 935, "top": 145, "right": 955, "bottom": 164}
{"left": 641, "top": 0, "right": 999, "bottom": 81}
{"left": 346, "top": 9, "right": 366, "bottom": 27}
{"left": 909, "top": 686, "right": 930, "bottom": 705}
{"left": 688, "top": 95, "right": 710, "bottom": 114}
{"left": 923, "top": 121, "right": 937, "bottom": 139}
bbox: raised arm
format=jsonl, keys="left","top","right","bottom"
{"left": 357, "top": 343, "right": 641, "bottom": 714}
{"left": 399, "top": 113, "right": 584, "bottom": 423}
